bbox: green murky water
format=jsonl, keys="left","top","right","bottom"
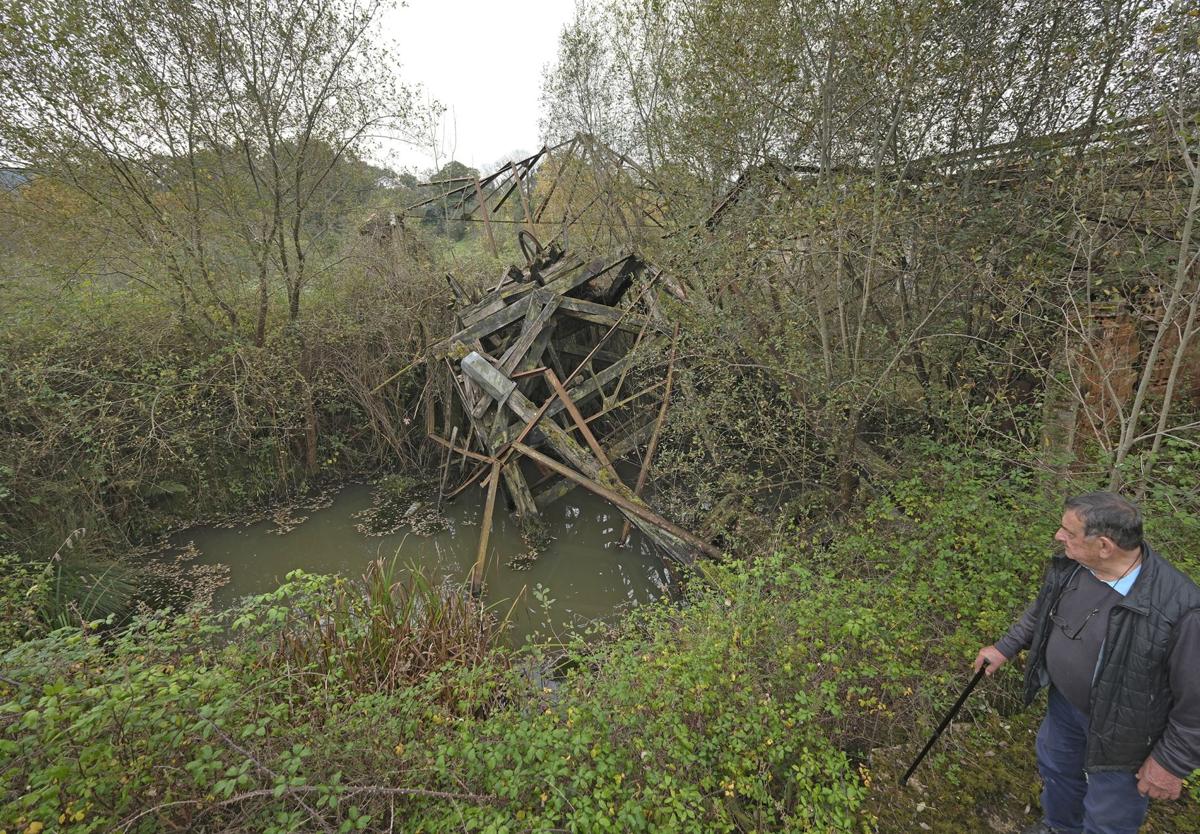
{"left": 162, "top": 482, "right": 674, "bottom": 643}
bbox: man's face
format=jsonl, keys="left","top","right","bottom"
{"left": 1055, "top": 509, "right": 1105, "bottom": 568}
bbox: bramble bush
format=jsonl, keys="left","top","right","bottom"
{"left": 3, "top": 447, "right": 1197, "bottom": 833}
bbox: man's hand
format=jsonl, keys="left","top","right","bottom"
{"left": 1136, "top": 755, "right": 1183, "bottom": 800}
{"left": 973, "top": 645, "right": 1008, "bottom": 676}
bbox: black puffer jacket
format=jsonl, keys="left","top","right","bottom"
{"left": 1023, "top": 544, "right": 1200, "bottom": 771}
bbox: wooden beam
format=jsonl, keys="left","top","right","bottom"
{"left": 429, "top": 295, "right": 533, "bottom": 359}
{"left": 499, "top": 292, "right": 560, "bottom": 375}
{"left": 533, "top": 475, "right": 577, "bottom": 510}
{"left": 460, "top": 294, "right": 508, "bottom": 328}
{"left": 502, "top": 388, "right": 706, "bottom": 563}
{"left": 493, "top": 339, "right": 662, "bottom": 445}
{"left": 470, "top": 461, "right": 502, "bottom": 595}
{"left": 446, "top": 359, "right": 538, "bottom": 518}
{"left": 556, "top": 295, "right": 651, "bottom": 331}
{"left": 473, "top": 175, "right": 498, "bottom": 258}
{"left": 427, "top": 431, "right": 495, "bottom": 464}
{"left": 545, "top": 369, "right": 618, "bottom": 483}
{"left": 541, "top": 253, "right": 635, "bottom": 297}
{"left": 621, "top": 325, "right": 678, "bottom": 544}
{"left": 517, "top": 321, "right": 556, "bottom": 374}
{"left": 534, "top": 419, "right": 656, "bottom": 510}
{"left": 513, "top": 442, "right": 718, "bottom": 561}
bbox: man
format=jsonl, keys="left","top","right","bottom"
{"left": 974, "top": 492, "right": 1200, "bottom": 834}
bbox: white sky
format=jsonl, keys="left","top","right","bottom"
{"left": 381, "top": 0, "right": 578, "bottom": 177}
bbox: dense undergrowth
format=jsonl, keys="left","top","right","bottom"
{"left": 4, "top": 450, "right": 1197, "bottom": 833}
{"left": 0, "top": 238, "right": 460, "bottom": 629}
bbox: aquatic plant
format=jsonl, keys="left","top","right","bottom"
{"left": 245, "top": 559, "right": 510, "bottom": 695}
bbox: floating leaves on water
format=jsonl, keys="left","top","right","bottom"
{"left": 138, "top": 540, "right": 231, "bottom": 613}
{"left": 352, "top": 477, "right": 449, "bottom": 537}
{"left": 505, "top": 550, "right": 540, "bottom": 571}
{"left": 506, "top": 518, "right": 552, "bottom": 570}
{"left": 266, "top": 489, "right": 335, "bottom": 535}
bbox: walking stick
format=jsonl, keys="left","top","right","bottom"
{"left": 900, "top": 660, "right": 989, "bottom": 785}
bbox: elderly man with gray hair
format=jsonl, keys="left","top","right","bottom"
{"left": 974, "top": 492, "right": 1200, "bottom": 834}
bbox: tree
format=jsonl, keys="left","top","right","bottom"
{"left": 0, "top": 0, "right": 427, "bottom": 344}
{"left": 540, "top": 0, "right": 1200, "bottom": 511}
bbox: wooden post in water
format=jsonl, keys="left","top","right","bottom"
{"left": 437, "top": 425, "right": 457, "bottom": 511}
{"left": 470, "top": 460, "right": 502, "bottom": 596}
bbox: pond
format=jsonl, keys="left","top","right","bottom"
{"left": 154, "top": 480, "right": 675, "bottom": 644}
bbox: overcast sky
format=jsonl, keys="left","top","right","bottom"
{"left": 381, "top": 0, "right": 577, "bottom": 177}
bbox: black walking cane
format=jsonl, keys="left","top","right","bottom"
{"left": 900, "top": 659, "right": 989, "bottom": 785}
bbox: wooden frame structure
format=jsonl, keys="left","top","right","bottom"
{"left": 404, "top": 133, "right": 670, "bottom": 254}
{"left": 423, "top": 238, "right": 716, "bottom": 592}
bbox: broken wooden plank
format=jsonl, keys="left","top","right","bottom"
{"left": 534, "top": 419, "right": 656, "bottom": 509}
{"left": 446, "top": 358, "right": 538, "bottom": 518}
{"left": 499, "top": 292, "right": 561, "bottom": 375}
{"left": 502, "top": 388, "right": 704, "bottom": 563}
{"left": 429, "top": 295, "right": 533, "bottom": 359}
{"left": 494, "top": 345, "right": 653, "bottom": 445}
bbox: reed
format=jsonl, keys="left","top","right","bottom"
{"left": 271, "top": 558, "right": 510, "bottom": 694}
{"left": 38, "top": 529, "right": 138, "bottom": 629}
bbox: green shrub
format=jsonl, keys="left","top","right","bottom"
{"left": 3, "top": 446, "right": 1197, "bottom": 833}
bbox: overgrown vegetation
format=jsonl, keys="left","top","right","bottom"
{"left": 3, "top": 454, "right": 1197, "bottom": 832}
{"left": 2, "top": 0, "right": 1199, "bottom": 831}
